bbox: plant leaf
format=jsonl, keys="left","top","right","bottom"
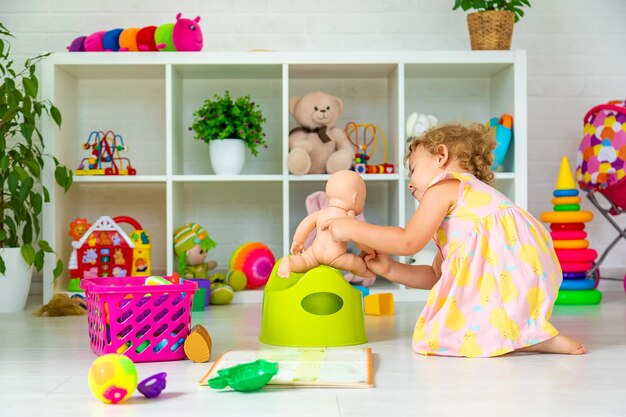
{"left": 50, "top": 105, "right": 62, "bottom": 127}
{"left": 20, "top": 243, "right": 36, "bottom": 265}
{"left": 0, "top": 256, "right": 5, "bottom": 275}
{"left": 53, "top": 259, "right": 63, "bottom": 281}
{"left": 38, "top": 240, "right": 53, "bottom": 253}
{"left": 34, "top": 250, "right": 44, "bottom": 271}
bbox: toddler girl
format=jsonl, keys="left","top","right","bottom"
{"left": 323, "top": 123, "right": 585, "bottom": 357}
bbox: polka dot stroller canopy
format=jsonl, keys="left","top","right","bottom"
{"left": 576, "top": 100, "right": 626, "bottom": 210}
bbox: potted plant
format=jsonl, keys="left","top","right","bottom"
{"left": 0, "top": 23, "right": 73, "bottom": 312}
{"left": 190, "top": 90, "right": 268, "bottom": 175}
{"left": 453, "top": 0, "right": 531, "bottom": 50}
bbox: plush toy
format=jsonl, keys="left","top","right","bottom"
{"left": 406, "top": 112, "right": 438, "bottom": 141}
{"left": 304, "top": 191, "right": 375, "bottom": 286}
{"left": 174, "top": 223, "right": 218, "bottom": 279}
{"left": 288, "top": 92, "right": 354, "bottom": 175}
{"left": 67, "top": 13, "right": 203, "bottom": 52}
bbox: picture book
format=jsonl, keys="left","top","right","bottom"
{"left": 199, "top": 347, "right": 374, "bottom": 388}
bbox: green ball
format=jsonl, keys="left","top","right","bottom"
{"left": 226, "top": 269, "right": 247, "bottom": 291}
{"left": 210, "top": 283, "right": 234, "bottom": 305}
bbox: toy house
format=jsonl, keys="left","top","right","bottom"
{"left": 67, "top": 215, "right": 151, "bottom": 291}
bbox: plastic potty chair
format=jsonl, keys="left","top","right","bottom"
{"left": 259, "top": 258, "right": 367, "bottom": 347}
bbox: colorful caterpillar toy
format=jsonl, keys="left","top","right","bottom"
{"left": 67, "top": 13, "right": 203, "bottom": 52}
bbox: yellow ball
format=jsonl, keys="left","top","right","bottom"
{"left": 88, "top": 354, "right": 138, "bottom": 404}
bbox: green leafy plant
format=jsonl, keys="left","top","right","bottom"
{"left": 190, "top": 90, "right": 268, "bottom": 157}
{"left": 0, "top": 22, "right": 72, "bottom": 280}
{"left": 453, "top": 0, "right": 531, "bottom": 22}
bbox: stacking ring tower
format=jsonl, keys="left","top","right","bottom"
{"left": 540, "top": 157, "right": 602, "bottom": 305}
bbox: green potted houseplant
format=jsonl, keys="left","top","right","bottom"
{"left": 453, "top": 0, "right": 531, "bottom": 50}
{"left": 190, "top": 90, "right": 268, "bottom": 175}
{"left": 0, "top": 23, "right": 72, "bottom": 312}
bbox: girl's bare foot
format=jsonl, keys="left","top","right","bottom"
{"left": 515, "top": 334, "right": 586, "bottom": 355}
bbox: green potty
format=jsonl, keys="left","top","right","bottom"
{"left": 259, "top": 258, "right": 367, "bottom": 347}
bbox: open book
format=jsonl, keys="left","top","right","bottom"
{"left": 199, "top": 347, "right": 373, "bottom": 388}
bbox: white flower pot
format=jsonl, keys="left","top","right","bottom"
{"left": 209, "top": 138, "right": 246, "bottom": 175}
{"left": 0, "top": 248, "right": 33, "bottom": 313}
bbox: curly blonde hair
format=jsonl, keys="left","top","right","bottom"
{"left": 405, "top": 123, "right": 496, "bottom": 184}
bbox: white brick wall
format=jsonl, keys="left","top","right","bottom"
{"left": 2, "top": 0, "right": 624, "bottom": 295}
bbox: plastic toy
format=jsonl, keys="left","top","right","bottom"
{"left": 184, "top": 324, "right": 213, "bottom": 363}
{"left": 488, "top": 114, "right": 513, "bottom": 171}
{"left": 225, "top": 269, "right": 247, "bottom": 291}
{"left": 260, "top": 259, "right": 367, "bottom": 347}
{"left": 555, "top": 289, "right": 603, "bottom": 305}
{"left": 192, "top": 288, "right": 207, "bottom": 311}
{"left": 406, "top": 112, "right": 438, "bottom": 140}
{"left": 287, "top": 92, "right": 354, "bottom": 175}
{"left": 229, "top": 242, "right": 276, "bottom": 289}
{"left": 208, "top": 359, "right": 279, "bottom": 392}
{"left": 67, "top": 13, "right": 203, "bottom": 52}
{"left": 76, "top": 130, "right": 136, "bottom": 176}
{"left": 88, "top": 354, "right": 138, "bottom": 404}
{"left": 68, "top": 216, "right": 151, "bottom": 291}
{"left": 80, "top": 276, "right": 197, "bottom": 362}
{"left": 277, "top": 170, "right": 374, "bottom": 281}
{"left": 540, "top": 157, "right": 601, "bottom": 305}
{"left": 344, "top": 122, "right": 394, "bottom": 174}
{"left": 137, "top": 372, "right": 167, "bottom": 399}
{"left": 364, "top": 293, "right": 394, "bottom": 316}
{"left": 304, "top": 190, "right": 375, "bottom": 287}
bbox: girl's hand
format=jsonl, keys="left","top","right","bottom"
{"left": 363, "top": 251, "right": 393, "bottom": 277}
{"left": 321, "top": 217, "right": 356, "bottom": 242}
{"left": 291, "top": 241, "right": 304, "bottom": 255}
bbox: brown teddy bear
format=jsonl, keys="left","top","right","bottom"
{"left": 288, "top": 92, "right": 354, "bottom": 175}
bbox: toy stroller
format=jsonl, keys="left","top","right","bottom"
{"left": 575, "top": 100, "right": 626, "bottom": 289}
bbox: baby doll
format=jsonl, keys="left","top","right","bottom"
{"left": 277, "top": 170, "right": 374, "bottom": 279}
{"left": 173, "top": 223, "right": 218, "bottom": 278}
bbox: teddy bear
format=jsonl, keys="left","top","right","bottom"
{"left": 288, "top": 92, "right": 354, "bottom": 175}
{"left": 406, "top": 112, "right": 438, "bottom": 141}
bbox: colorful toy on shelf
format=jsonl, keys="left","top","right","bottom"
{"left": 540, "top": 157, "right": 601, "bottom": 305}
{"left": 67, "top": 13, "right": 203, "bottom": 52}
{"left": 406, "top": 112, "right": 438, "bottom": 140}
{"left": 230, "top": 242, "right": 276, "bottom": 289}
{"left": 76, "top": 130, "right": 136, "bottom": 176}
{"left": 208, "top": 359, "right": 279, "bottom": 392}
{"left": 68, "top": 216, "right": 151, "bottom": 291}
{"left": 344, "top": 121, "right": 394, "bottom": 174}
{"left": 488, "top": 114, "right": 513, "bottom": 172}
{"left": 88, "top": 354, "right": 138, "bottom": 404}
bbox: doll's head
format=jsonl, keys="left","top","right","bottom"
{"left": 405, "top": 123, "right": 496, "bottom": 199}
{"left": 325, "top": 170, "right": 366, "bottom": 215}
{"left": 174, "top": 223, "right": 216, "bottom": 274}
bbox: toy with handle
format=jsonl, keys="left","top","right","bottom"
{"left": 67, "top": 13, "right": 203, "bottom": 52}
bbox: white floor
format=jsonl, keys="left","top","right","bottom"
{"left": 1, "top": 279, "right": 625, "bottom": 417}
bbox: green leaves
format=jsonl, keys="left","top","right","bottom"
{"left": 1, "top": 24, "right": 71, "bottom": 283}
{"left": 452, "top": 0, "right": 531, "bottom": 21}
{"left": 190, "top": 90, "right": 268, "bottom": 157}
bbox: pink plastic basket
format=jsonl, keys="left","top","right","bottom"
{"left": 80, "top": 276, "right": 198, "bottom": 363}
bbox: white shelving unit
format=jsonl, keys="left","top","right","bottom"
{"left": 42, "top": 51, "right": 527, "bottom": 304}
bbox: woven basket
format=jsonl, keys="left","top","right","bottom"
{"left": 467, "top": 10, "right": 514, "bottom": 50}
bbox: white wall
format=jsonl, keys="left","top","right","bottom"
{"left": 1, "top": 0, "right": 624, "bottom": 295}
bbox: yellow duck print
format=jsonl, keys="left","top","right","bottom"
{"left": 498, "top": 270, "right": 519, "bottom": 303}
{"left": 436, "top": 228, "right": 447, "bottom": 247}
{"left": 413, "top": 316, "right": 427, "bottom": 343}
{"left": 425, "top": 321, "right": 441, "bottom": 351}
{"left": 526, "top": 286, "right": 546, "bottom": 321}
{"left": 500, "top": 213, "right": 519, "bottom": 248}
{"left": 445, "top": 297, "right": 466, "bottom": 331}
{"left": 519, "top": 244, "right": 544, "bottom": 277}
{"left": 527, "top": 224, "right": 549, "bottom": 254}
{"left": 490, "top": 347, "right": 512, "bottom": 357}
{"left": 480, "top": 234, "right": 499, "bottom": 265}
{"left": 489, "top": 307, "right": 520, "bottom": 341}
{"left": 459, "top": 330, "right": 482, "bottom": 357}
{"left": 449, "top": 245, "right": 472, "bottom": 287}
{"left": 476, "top": 272, "right": 496, "bottom": 307}
{"left": 464, "top": 188, "right": 493, "bottom": 209}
